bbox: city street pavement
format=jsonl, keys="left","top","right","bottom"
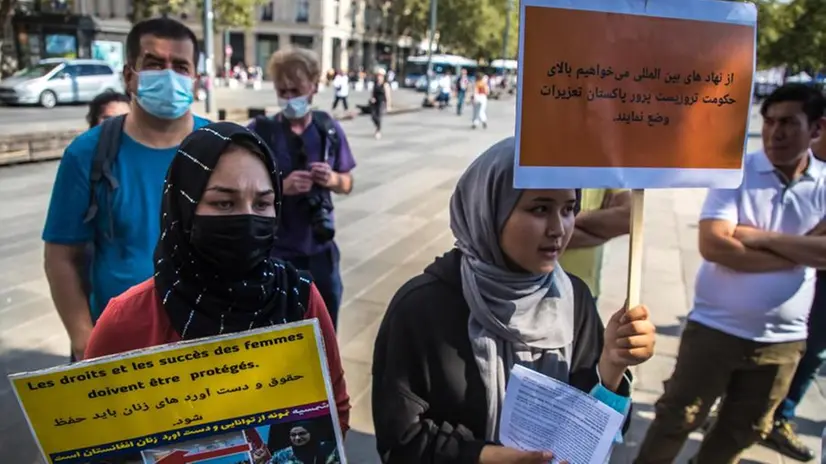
{"left": 0, "top": 84, "right": 421, "bottom": 135}
{"left": 0, "top": 97, "right": 823, "bottom": 464}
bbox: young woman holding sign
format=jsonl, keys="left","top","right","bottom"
{"left": 371, "top": 137, "right": 656, "bottom": 463}
{"left": 84, "top": 122, "right": 350, "bottom": 432}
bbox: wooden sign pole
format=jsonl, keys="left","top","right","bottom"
{"left": 626, "top": 189, "right": 645, "bottom": 309}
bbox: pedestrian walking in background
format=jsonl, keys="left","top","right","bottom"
{"left": 86, "top": 91, "right": 130, "bottom": 128}
{"left": 42, "top": 17, "right": 209, "bottom": 362}
{"left": 437, "top": 70, "right": 453, "bottom": 109}
{"left": 455, "top": 68, "right": 470, "bottom": 116}
{"left": 372, "top": 137, "right": 656, "bottom": 463}
{"left": 558, "top": 189, "right": 630, "bottom": 302}
{"left": 636, "top": 84, "right": 826, "bottom": 463}
{"left": 249, "top": 47, "right": 356, "bottom": 329}
{"left": 82, "top": 122, "right": 350, "bottom": 433}
{"left": 332, "top": 69, "right": 349, "bottom": 112}
{"left": 471, "top": 73, "right": 490, "bottom": 129}
{"left": 370, "top": 68, "right": 391, "bottom": 140}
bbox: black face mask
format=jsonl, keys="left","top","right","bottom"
{"left": 190, "top": 214, "right": 277, "bottom": 274}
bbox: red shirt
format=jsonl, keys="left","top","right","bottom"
{"left": 85, "top": 278, "right": 350, "bottom": 432}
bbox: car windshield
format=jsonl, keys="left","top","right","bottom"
{"left": 12, "top": 63, "right": 61, "bottom": 79}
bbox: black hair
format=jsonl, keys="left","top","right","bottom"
{"left": 760, "top": 83, "right": 826, "bottom": 123}
{"left": 86, "top": 91, "right": 130, "bottom": 128}
{"left": 126, "top": 17, "right": 200, "bottom": 67}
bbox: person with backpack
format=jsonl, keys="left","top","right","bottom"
{"left": 42, "top": 17, "right": 210, "bottom": 362}
{"left": 249, "top": 47, "right": 356, "bottom": 329}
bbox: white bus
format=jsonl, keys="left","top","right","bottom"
{"left": 403, "top": 54, "right": 478, "bottom": 91}
{"left": 490, "top": 59, "right": 517, "bottom": 72}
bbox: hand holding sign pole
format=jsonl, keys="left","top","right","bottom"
{"left": 514, "top": 0, "right": 756, "bottom": 309}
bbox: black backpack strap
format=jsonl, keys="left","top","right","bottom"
{"left": 251, "top": 114, "right": 276, "bottom": 147}
{"left": 84, "top": 115, "right": 125, "bottom": 236}
{"left": 254, "top": 113, "right": 306, "bottom": 169}
{"left": 311, "top": 110, "right": 341, "bottom": 171}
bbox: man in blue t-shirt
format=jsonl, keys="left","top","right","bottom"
{"left": 42, "top": 17, "right": 209, "bottom": 361}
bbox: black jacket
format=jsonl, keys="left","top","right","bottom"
{"left": 371, "top": 249, "right": 631, "bottom": 464}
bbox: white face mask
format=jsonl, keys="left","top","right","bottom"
{"left": 278, "top": 95, "right": 311, "bottom": 119}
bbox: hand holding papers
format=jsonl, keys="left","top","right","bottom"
{"left": 499, "top": 365, "right": 624, "bottom": 464}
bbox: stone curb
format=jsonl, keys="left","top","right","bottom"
{"left": 0, "top": 105, "right": 423, "bottom": 168}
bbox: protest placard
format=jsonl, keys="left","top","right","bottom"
{"left": 513, "top": 0, "right": 756, "bottom": 307}
{"left": 9, "top": 320, "right": 345, "bottom": 464}
{"left": 513, "top": 0, "right": 756, "bottom": 190}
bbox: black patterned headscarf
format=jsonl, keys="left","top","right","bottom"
{"left": 154, "top": 122, "right": 311, "bottom": 340}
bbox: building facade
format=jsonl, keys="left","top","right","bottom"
{"left": 9, "top": 0, "right": 131, "bottom": 71}
{"left": 198, "top": 0, "right": 415, "bottom": 75}
{"left": 6, "top": 0, "right": 414, "bottom": 77}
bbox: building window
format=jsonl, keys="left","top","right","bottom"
{"left": 261, "top": 1, "right": 274, "bottom": 21}
{"left": 350, "top": 1, "right": 357, "bottom": 29}
{"left": 291, "top": 35, "right": 313, "bottom": 49}
{"left": 296, "top": 0, "right": 309, "bottom": 23}
{"left": 334, "top": 0, "right": 340, "bottom": 25}
{"left": 364, "top": 5, "right": 370, "bottom": 31}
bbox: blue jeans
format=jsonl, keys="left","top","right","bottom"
{"left": 775, "top": 272, "right": 826, "bottom": 421}
{"left": 456, "top": 90, "right": 466, "bottom": 115}
{"left": 284, "top": 243, "right": 343, "bottom": 330}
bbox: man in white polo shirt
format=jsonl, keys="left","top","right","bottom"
{"left": 636, "top": 84, "right": 826, "bottom": 463}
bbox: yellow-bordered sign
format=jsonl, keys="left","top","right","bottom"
{"left": 9, "top": 319, "right": 343, "bottom": 463}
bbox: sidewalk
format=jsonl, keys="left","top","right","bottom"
{"left": 604, "top": 134, "right": 826, "bottom": 462}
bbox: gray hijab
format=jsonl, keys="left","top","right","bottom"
{"left": 449, "top": 137, "right": 576, "bottom": 441}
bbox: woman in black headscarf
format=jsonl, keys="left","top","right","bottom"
{"left": 85, "top": 122, "right": 350, "bottom": 432}
{"left": 270, "top": 420, "right": 339, "bottom": 463}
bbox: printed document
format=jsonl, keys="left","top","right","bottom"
{"left": 499, "top": 365, "right": 624, "bottom": 464}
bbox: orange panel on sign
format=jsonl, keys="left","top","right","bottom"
{"left": 518, "top": 7, "right": 754, "bottom": 169}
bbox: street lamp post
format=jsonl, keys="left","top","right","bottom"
{"left": 500, "top": 0, "right": 514, "bottom": 76}
{"left": 422, "top": 0, "right": 437, "bottom": 106}
{"left": 203, "top": 0, "right": 217, "bottom": 116}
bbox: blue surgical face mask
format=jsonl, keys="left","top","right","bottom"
{"left": 278, "top": 95, "right": 311, "bottom": 119}
{"left": 136, "top": 69, "right": 194, "bottom": 120}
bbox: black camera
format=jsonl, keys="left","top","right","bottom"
{"left": 306, "top": 193, "right": 335, "bottom": 242}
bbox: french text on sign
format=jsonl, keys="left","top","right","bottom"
{"left": 9, "top": 320, "right": 346, "bottom": 464}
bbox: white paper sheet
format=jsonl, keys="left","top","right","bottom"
{"left": 499, "top": 365, "right": 624, "bottom": 464}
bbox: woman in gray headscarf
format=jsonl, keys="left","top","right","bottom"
{"left": 371, "top": 137, "right": 655, "bottom": 464}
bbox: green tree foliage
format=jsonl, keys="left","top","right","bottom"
{"left": 390, "top": 0, "right": 826, "bottom": 70}
{"left": 381, "top": 0, "right": 519, "bottom": 60}
{"left": 733, "top": 0, "right": 826, "bottom": 70}
{"left": 764, "top": 0, "right": 826, "bottom": 71}
{"left": 129, "top": 0, "right": 268, "bottom": 30}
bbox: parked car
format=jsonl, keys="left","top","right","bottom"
{"left": 0, "top": 58, "right": 124, "bottom": 109}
